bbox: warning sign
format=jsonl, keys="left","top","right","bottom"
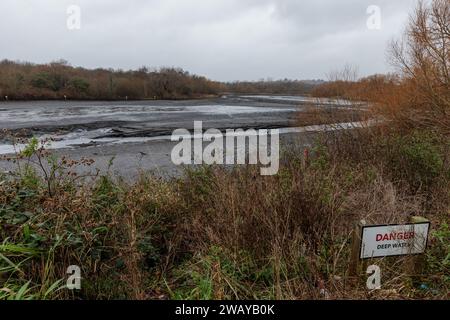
{"left": 360, "top": 222, "right": 430, "bottom": 259}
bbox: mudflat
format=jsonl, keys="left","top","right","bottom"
{"left": 0, "top": 95, "right": 359, "bottom": 179}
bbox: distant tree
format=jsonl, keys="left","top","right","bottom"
{"left": 68, "top": 78, "right": 90, "bottom": 95}
{"left": 31, "top": 72, "right": 53, "bottom": 90}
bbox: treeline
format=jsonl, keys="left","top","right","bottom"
{"left": 311, "top": 73, "right": 401, "bottom": 102}
{"left": 0, "top": 60, "right": 224, "bottom": 100}
{"left": 312, "top": 0, "right": 449, "bottom": 134}
{"left": 226, "top": 79, "right": 320, "bottom": 95}
{"left": 0, "top": 60, "right": 323, "bottom": 101}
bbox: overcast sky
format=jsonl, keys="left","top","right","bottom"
{"left": 0, "top": 0, "right": 418, "bottom": 81}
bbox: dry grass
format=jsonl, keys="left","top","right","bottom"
{"left": 1, "top": 0, "right": 448, "bottom": 300}
{"left": 1, "top": 120, "right": 448, "bottom": 300}
{"left": 296, "top": 104, "right": 368, "bottom": 127}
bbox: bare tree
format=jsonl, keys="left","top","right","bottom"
{"left": 326, "top": 64, "right": 359, "bottom": 82}
{"left": 389, "top": 0, "right": 449, "bottom": 131}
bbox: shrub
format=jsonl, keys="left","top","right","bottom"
{"left": 388, "top": 131, "right": 445, "bottom": 191}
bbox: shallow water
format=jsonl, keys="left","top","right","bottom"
{"left": 0, "top": 122, "right": 369, "bottom": 155}
{"left": 0, "top": 95, "right": 361, "bottom": 155}
{"left": 0, "top": 104, "right": 297, "bottom": 124}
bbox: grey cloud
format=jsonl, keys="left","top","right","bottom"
{"left": 0, "top": 0, "right": 417, "bottom": 81}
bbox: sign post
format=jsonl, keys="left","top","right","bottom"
{"left": 409, "top": 216, "right": 430, "bottom": 282}
{"left": 349, "top": 220, "right": 366, "bottom": 278}
{"left": 349, "top": 217, "right": 430, "bottom": 280}
{"left": 359, "top": 220, "right": 430, "bottom": 259}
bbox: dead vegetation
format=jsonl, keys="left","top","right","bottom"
{"left": 0, "top": 0, "right": 448, "bottom": 300}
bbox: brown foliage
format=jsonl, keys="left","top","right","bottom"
{"left": 386, "top": 0, "right": 449, "bottom": 132}
{"left": 0, "top": 60, "right": 224, "bottom": 100}
{"left": 313, "top": 0, "right": 449, "bottom": 134}
{"left": 227, "top": 79, "right": 318, "bottom": 95}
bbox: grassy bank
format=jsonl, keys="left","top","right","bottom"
{"left": 0, "top": 125, "right": 448, "bottom": 300}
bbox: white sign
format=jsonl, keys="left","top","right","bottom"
{"left": 360, "top": 223, "right": 430, "bottom": 259}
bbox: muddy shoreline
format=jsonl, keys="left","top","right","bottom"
{"left": 0, "top": 95, "right": 362, "bottom": 179}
